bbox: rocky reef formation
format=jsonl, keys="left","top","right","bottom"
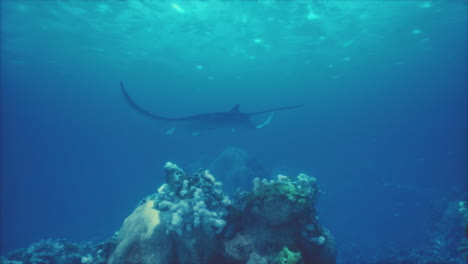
{"left": 1, "top": 152, "right": 335, "bottom": 264}
{"left": 108, "top": 162, "right": 229, "bottom": 264}
{"left": 106, "top": 162, "right": 335, "bottom": 264}
{"left": 0, "top": 238, "right": 115, "bottom": 264}
{"left": 4, "top": 144, "right": 468, "bottom": 264}
{"left": 223, "top": 173, "right": 336, "bottom": 264}
{"left": 2, "top": 151, "right": 465, "bottom": 264}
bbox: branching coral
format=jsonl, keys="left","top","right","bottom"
{"left": 109, "top": 162, "right": 231, "bottom": 264}
{"left": 155, "top": 162, "right": 231, "bottom": 236}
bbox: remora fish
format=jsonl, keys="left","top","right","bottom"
{"left": 121, "top": 81, "right": 303, "bottom": 136}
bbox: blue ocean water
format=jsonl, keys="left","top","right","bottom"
{"left": 1, "top": 0, "right": 466, "bottom": 261}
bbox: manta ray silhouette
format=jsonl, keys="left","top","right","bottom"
{"left": 121, "top": 81, "right": 304, "bottom": 136}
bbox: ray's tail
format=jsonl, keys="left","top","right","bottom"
{"left": 120, "top": 81, "right": 175, "bottom": 121}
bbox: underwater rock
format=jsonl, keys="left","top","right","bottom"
{"left": 109, "top": 162, "right": 229, "bottom": 264}
{"left": 109, "top": 163, "right": 335, "bottom": 264}
{"left": 107, "top": 200, "right": 171, "bottom": 264}
{"left": 224, "top": 173, "right": 337, "bottom": 264}
{"left": 208, "top": 147, "right": 269, "bottom": 195}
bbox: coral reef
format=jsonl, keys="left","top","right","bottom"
{"left": 108, "top": 163, "right": 335, "bottom": 264}
{"left": 245, "top": 174, "right": 318, "bottom": 226}
{"left": 106, "top": 200, "right": 171, "bottom": 264}
{"left": 458, "top": 201, "right": 468, "bottom": 260}
{"left": 0, "top": 238, "right": 115, "bottom": 264}
{"left": 1, "top": 161, "right": 335, "bottom": 264}
{"left": 155, "top": 162, "right": 230, "bottom": 237}
{"left": 224, "top": 173, "right": 336, "bottom": 264}
{"left": 2, "top": 146, "right": 465, "bottom": 264}
{"left": 109, "top": 162, "right": 230, "bottom": 264}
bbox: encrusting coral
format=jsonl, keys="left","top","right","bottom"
{"left": 245, "top": 174, "right": 319, "bottom": 226}
{"left": 224, "top": 173, "right": 336, "bottom": 264}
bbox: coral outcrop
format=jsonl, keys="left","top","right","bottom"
{"left": 223, "top": 173, "right": 336, "bottom": 264}
{"left": 0, "top": 161, "right": 335, "bottom": 264}
{"left": 107, "top": 200, "right": 171, "bottom": 264}
{"left": 108, "top": 162, "right": 230, "bottom": 264}
{"left": 108, "top": 162, "right": 335, "bottom": 264}
{"left": 0, "top": 238, "right": 115, "bottom": 264}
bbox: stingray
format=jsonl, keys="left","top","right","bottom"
{"left": 121, "top": 81, "right": 304, "bottom": 136}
